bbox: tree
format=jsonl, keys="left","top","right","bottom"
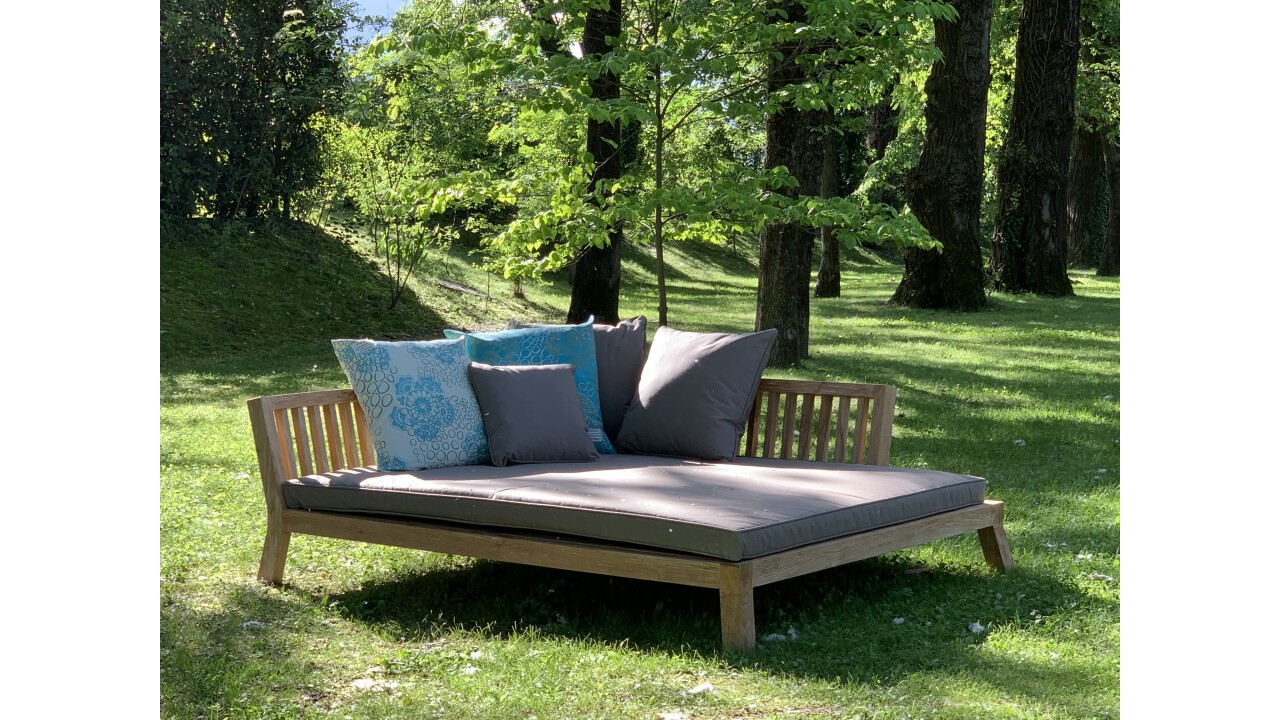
{"left": 327, "top": 0, "right": 514, "bottom": 309}
{"left": 1065, "top": 124, "right": 1107, "bottom": 267}
{"left": 812, "top": 129, "right": 842, "bottom": 298}
{"left": 1097, "top": 136, "right": 1119, "bottom": 276}
{"left": 160, "top": 0, "right": 348, "bottom": 219}
{"left": 891, "top": 0, "right": 992, "bottom": 310}
{"left": 1067, "top": 0, "right": 1120, "bottom": 269}
{"left": 567, "top": 0, "right": 627, "bottom": 324}
{"left": 988, "top": 0, "right": 1082, "bottom": 295}
{"left": 756, "top": 1, "right": 824, "bottom": 365}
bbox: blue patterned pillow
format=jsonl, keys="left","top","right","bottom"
{"left": 444, "top": 319, "right": 615, "bottom": 454}
{"left": 332, "top": 338, "right": 489, "bottom": 471}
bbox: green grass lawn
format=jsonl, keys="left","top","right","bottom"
{"left": 161, "top": 220, "right": 1119, "bottom": 719}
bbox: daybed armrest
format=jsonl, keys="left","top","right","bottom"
{"left": 740, "top": 379, "right": 897, "bottom": 465}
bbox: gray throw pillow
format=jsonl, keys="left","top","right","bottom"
{"left": 467, "top": 363, "right": 600, "bottom": 467}
{"left": 615, "top": 326, "right": 777, "bottom": 461}
{"left": 507, "top": 316, "right": 648, "bottom": 444}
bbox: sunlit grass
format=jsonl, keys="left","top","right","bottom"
{"left": 161, "top": 230, "right": 1119, "bottom": 719}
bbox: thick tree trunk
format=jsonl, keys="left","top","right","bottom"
{"left": 813, "top": 131, "right": 840, "bottom": 298}
{"left": 567, "top": 0, "right": 624, "bottom": 324}
{"left": 866, "top": 84, "right": 899, "bottom": 162}
{"left": 1066, "top": 123, "right": 1107, "bottom": 267}
{"left": 892, "top": 0, "right": 992, "bottom": 311}
{"left": 988, "top": 0, "right": 1081, "bottom": 295}
{"left": 1097, "top": 137, "right": 1119, "bottom": 276}
{"left": 756, "top": 2, "right": 823, "bottom": 366}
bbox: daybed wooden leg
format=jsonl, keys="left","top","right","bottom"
{"left": 978, "top": 523, "right": 1014, "bottom": 571}
{"left": 258, "top": 521, "right": 291, "bottom": 585}
{"left": 719, "top": 564, "right": 756, "bottom": 651}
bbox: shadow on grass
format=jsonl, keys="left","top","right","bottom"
{"left": 319, "top": 550, "right": 1101, "bottom": 697}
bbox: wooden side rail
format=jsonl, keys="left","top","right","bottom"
{"left": 741, "top": 379, "right": 896, "bottom": 465}
{"left": 247, "top": 379, "right": 1012, "bottom": 651}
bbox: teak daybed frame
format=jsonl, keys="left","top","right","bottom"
{"left": 248, "top": 378, "right": 1013, "bottom": 651}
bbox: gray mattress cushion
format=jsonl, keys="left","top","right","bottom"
{"left": 283, "top": 455, "right": 985, "bottom": 561}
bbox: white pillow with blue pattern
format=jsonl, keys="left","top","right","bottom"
{"left": 332, "top": 338, "right": 489, "bottom": 471}
{"left": 443, "top": 318, "right": 615, "bottom": 454}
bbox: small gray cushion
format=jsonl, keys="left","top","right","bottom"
{"left": 616, "top": 326, "right": 777, "bottom": 461}
{"left": 507, "top": 317, "right": 648, "bottom": 444}
{"left": 467, "top": 363, "right": 599, "bottom": 467}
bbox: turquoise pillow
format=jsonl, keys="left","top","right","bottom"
{"left": 332, "top": 338, "right": 489, "bottom": 471}
{"left": 444, "top": 319, "right": 615, "bottom": 454}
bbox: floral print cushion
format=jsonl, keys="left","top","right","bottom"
{"left": 332, "top": 338, "right": 489, "bottom": 471}
{"left": 444, "top": 319, "right": 615, "bottom": 454}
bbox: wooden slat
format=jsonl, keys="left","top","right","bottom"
{"left": 797, "top": 394, "right": 815, "bottom": 460}
{"left": 744, "top": 392, "right": 762, "bottom": 457}
{"left": 322, "top": 404, "right": 345, "bottom": 469}
{"left": 267, "top": 388, "right": 358, "bottom": 411}
{"left": 834, "top": 397, "right": 851, "bottom": 463}
{"left": 275, "top": 408, "right": 298, "bottom": 480}
{"left": 866, "top": 385, "right": 897, "bottom": 465}
{"left": 283, "top": 510, "right": 724, "bottom": 588}
{"left": 290, "top": 407, "right": 314, "bottom": 476}
{"left": 763, "top": 391, "right": 779, "bottom": 459}
{"left": 756, "top": 378, "right": 883, "bottom": 398}
{"left": 780, "top": 394, "right": 798, "bottom": 459}
{"left": 853, "top": 397, "right": 871, "bottom": 464}
{"left": 815, "top": 395, "right": 833, "bottom": 462}
{"left": 352, "top": 400, "right": 375, "bottom": 466}
{"left": 306, "top": 406, "right": 329, "bottom": 474}
{"left": 338, "top": 402, "right": 360, "bottom": 468}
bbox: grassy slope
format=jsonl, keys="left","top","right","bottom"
{"left": 161, "top": 221, "right": 1119, "bottom": 720}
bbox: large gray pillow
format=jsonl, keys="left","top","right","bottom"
{"left": 507, "top": 316, "right": 648, "bottom": 444}
{"left": 615, "top": 326, "right": 777, "bottom": 461}
{"left": 466, "top": 363, "right": 600, "bottom": 467}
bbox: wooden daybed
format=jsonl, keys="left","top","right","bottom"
{"left": 248, "top": 379, "right": 1013, "bottom": 651}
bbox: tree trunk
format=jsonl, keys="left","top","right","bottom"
{"left": 756, "top": 2, "right": 823, "bottom": 366}
{"left": 567, "top": 0, "right": 624, "bottom": 324}
{"left": 813, "top": 131, "right": 840, "bottom": 298}
{"left": 892, "top": 0, "right": 992, "bottom": 311}
{"left": 988, "top": 0, "right": 1081, "bottom": 296}
{"left": 866, "top": 84, "right": 899, "bottom": 162}
{"left": 1066, "top": 123, "right": 1107, "bottom": 267}
{"left": 1097, "top": 136, "right": 1119, "bottom": 276}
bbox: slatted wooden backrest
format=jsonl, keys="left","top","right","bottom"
{"left": 248, "top": 389, "right": 375, "bottom": 484}
{"left": 740, "top": 379, "right": 896, "bottom": 465}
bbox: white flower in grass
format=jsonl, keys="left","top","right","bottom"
{"left": 893, "top": 617, "right": 905, "bottom": 625}
{"left": 685, "top": 683, "right": 714, "bottom": 695}
{"left": 469, "top": 651, "right": 485, "bottom": 660}
{"left": 969, "top": 622, "right": 986, "bottom": 634}
{"left": 1013, "top": 439, "right": 1025, "bottom": 447}
{"left": 461, "top": 666, "right": 479, "bottom": 676}
{"left": 1076, "top": 552, "right": 1094, "bottom": 560}
{"left": 1103, "top": 395, "right": 1113, "bottom": 401}
{"left": 1090, "top": 573, "right": 1114, "bottom": 582}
